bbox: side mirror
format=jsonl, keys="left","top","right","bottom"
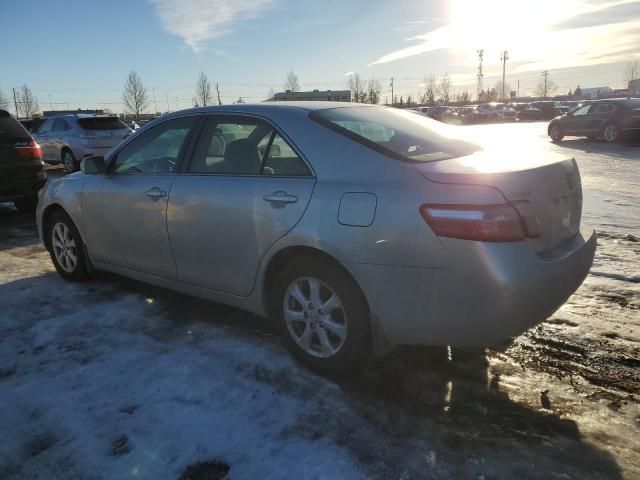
{"left": 81, "top": 156, "right": 106, "bottom": 174}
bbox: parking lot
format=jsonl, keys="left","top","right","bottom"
{"left": 0, "top": 121, "right": 638, "bottom": 479}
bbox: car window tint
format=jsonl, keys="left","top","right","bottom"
{"left": 78, "top": 117, "right": 128, "bottom": 130}
{"left": 189, "top": 116, "right": 272, "bottom": 175}
{"left": 312, "top": 106, "right": 479, "bottom": 162}
{"left": 113, "top": 116, "right": 196, "bottom": 174}
{"left": 0, "top": 117, "right": 30, "bottom": 139}
{"left": 53, "top": 119, "right": 69, "bottom": 132}
{"left": 38, "top": 119, "right": 54, "bottom": 134}
{"left": 573, "top": 105, "right": 591, "bottom": 116}
{"left": 262, "top": 133, "right": 311, "bottom": 176}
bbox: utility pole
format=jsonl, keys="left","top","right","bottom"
{"left": 48, "top": 94, "right": 53, "bottom": 110}
{"left": 12, "top": 88, "right": 19, "bottom": 117}
{"left": 166, "top": 93, "right": 170, "bottom": 112}
{"left": 152, "top": 87, "right": 158, "bottom": 114}
{"left": 517, "top": 80, "right": 520, "bottom": 98}
{"left": 476, "top": 49, "right": 484, "bottom": 100}
{"left": 541, "top": 70, "right": 550, "bottom": 98}
{"left": 390, "top": 77, "right": 394, "bottom": 105}
{"left": 501, "top": 50, "right": 509, "bottom": 100}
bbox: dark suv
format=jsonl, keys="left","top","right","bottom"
{"left": 0, "top": 110, "right": 47, "bottom": 212}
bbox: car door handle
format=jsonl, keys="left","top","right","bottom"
{"left": 145, "top": 187, "right": 167, "bottom": 199}
{"left": 263, "top": 191, "right": 298, "bottom": 204}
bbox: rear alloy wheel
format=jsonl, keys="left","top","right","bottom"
{"left": 549, "top": 124, "right": 564, "bottom": 142}
{"left": 14, "top": 196, "right": 38, "bottom": 214}
{"left": 272, "top": 258, "right": 369, "bottom": 376}
{"left": 602, "top": 123, "right": 620, "bottom": 143}
{"left": 47, "top": 211, "right": 89, "bottom": 281}
{"left": 62, "top": 149, "right": 77, "bottom": 173}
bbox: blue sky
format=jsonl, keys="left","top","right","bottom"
{"left": 1, "top": 0, "right": 638, "bottom": 113}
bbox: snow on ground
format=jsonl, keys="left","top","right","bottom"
{"left": 0, "top": 122, "right": 638, "bottom": 479}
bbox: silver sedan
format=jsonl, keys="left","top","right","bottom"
{"left": 36, "top": 103, "right": 596, "bottom": 375}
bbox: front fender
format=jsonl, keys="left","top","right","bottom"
{"left": 36, "top": 173, "right": 87, "bottom": 245}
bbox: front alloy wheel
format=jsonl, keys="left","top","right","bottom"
{"left": 47, "top": 211, "right": 89, "bottom": 280}
{"left": 283, "top": 277, "right": 348, "bottom": 358}
{"left": 549, "top": 124, "right": 563, "bottom": 142}
{"left": 603, "top": 124, "right": 619, "bottom": 143}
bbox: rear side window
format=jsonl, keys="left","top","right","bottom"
{"left": 0, "top": 117, "right": 30, "bottom": 139}
{"left": 78, "top": 117, "right": 128, "bottom": 131}
{"left": 53, "top": 118, "right": 70, "bottom": 132}
{"left": 189, "top": 116, "right": 311, "bottom": 176}
{"left": 311, "top": 106, "right": 479, "bottom": 162}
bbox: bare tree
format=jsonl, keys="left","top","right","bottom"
{"left": 16, "top": 84, "right": 39, "bottom": 118}
{"left": 347, "top": 73, "right": 367, "bottom": 103}
{"left": 366, "top": 77, "right": 382, "bottom": 104}
{"left": 0, "top": 89, "right": 9, "bottom": 111}
{"left": 421, "top": 76, "right": 437, "bottom": 104}
{"left": 215, "top": 83, "right": 222, "bottom": 105}
{"left": 459, "top": 90, "right": 471, "bottom": 103}
{"left": 195, "top": 72, "right": 213, "bottom": 107}
{"left": 122, "top": 71, "right": 149, "bottom": 119}
{"left": 436, "top": 73, "right": 451, "bottom": 103}
{"left": 266, "top": 87, "right": 275, "bottom": 100}
{"left": 494, "top": 80, "right": 511, "bottom": 100}
{"left": 534, "top": 78, "right": 558, "bottom": 98}
{"left": 284, "top": 70, "right": 300, "bottom": 92}
{"left": 625, "top": 60, "right": 639, "bottom": 83}
{"left": 235, "top": 97, "right": 245, "bottom": 104}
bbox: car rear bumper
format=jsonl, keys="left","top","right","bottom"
{"left": 344, "top": 228, "right": 597, "bottom": 350}
{"left": 0, "top": 169, "right": 47, "bottom": 202}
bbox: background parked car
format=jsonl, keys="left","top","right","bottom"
{"left": 512, "top": 103, "right": 543, "bottom": 121}
{"left": 531, "top": 101, "right": 569, "bottom": 120}
{"left": 34, "top": 114, "right": 131, "bottom": 172}
{"left": 0, "top": 109, "right": 46, "bottom": 212}
{"left": 19, "top": 117, "right": 47, "bottom": 134}
{"left": 548, "top": 98, "right": 640, "bottom": 143}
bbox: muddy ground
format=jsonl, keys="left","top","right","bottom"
{"left": 0, "top": 122, "right": 638, "bottom": 479}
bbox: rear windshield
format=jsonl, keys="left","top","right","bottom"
{"left": 77, "top": 117, "right": 128, "bottom": 131}
{"left": 0, "top": 117, "right": 30, "bottom": 139}
{"left": 310, "top": 106, "right": 479, "bottom": 162}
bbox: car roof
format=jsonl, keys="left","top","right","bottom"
{"left": 171, "top": 101, "right": 376, "bottom": 117}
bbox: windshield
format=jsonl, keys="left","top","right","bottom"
{"left": 311, "top": 106, "right": 480, "bottom": 162}
{"left": 78, "top": 117, "right": 128, "bottom": 130}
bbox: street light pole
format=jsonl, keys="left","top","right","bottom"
{"left": 501, "top": 50, "right": 509, "bottom": 100}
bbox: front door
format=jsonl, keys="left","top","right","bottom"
{"left": 82, "top": 115, "right": 198, "bottom": 279}
{"left": 168, "top": 115, "right": 315, "bottom": 296}
{"left": 562, "top": 104, "right": 591, "bottom": 134}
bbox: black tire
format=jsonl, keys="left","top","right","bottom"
{"left": 46, "top": 210, "right": 89, "bottom": 281}
{"left": 62, "top": 149, "right": 78, "bottom": 173}
{"left": 14, "top": 196, "right": 38, "bottom": 214}
{"left": 548, "top": 123, "right": 564, "bottom": 142}
{"left": 602, "top": 123, "right": 620, "bottom": 144}
{"left": 271, "top": 257, "right": 370, "bottom": 376}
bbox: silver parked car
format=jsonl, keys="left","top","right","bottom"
{"left": 35, "top": 114, "right": 131, "bottom": 172}
{"left": 36, "top": 103, "right": 596, "bottom": 375}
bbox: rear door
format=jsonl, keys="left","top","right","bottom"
{"left": 168, "top": 114, "right": 316, "bottom": 296}
{"left": 82, "top": 115, "right": 198, "bottom": 279}
{"left": 585, "top": 102, "right": 615, "bottom": 133}
{"left": 51, "top": 118, "right": 70, "bottom": 161}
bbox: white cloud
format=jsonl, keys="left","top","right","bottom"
{"left": 344, "top": 71, "right": 354, "bottom": 77}
{"left": 150, "top": 0, "right": 277, "bottom": 52}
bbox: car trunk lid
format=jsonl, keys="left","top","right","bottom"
{"left": 415, "top": 149, "right": 583, "bottom": 252}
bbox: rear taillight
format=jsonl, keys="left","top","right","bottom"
{"left": 15, "top": 139, "right": 42, "bottom": 160}
{"left": 419, "top": 202, "right": 539, "bottom": 242}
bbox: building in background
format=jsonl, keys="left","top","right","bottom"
{"left": 272, "top": 89, "right": 351, "bottom": 102}
{"left": 629, "top": 79, "right": 640, "bottom": 96}
{"left": 579, "top": 86, "right": 614, "bottom": 99}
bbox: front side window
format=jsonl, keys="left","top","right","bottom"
{"left": 188, "top": 116, "right": 310, "bottom": 176}
{"left": 572, "top": 105, "right": 591, "bottom": 116}
{"left": 38, "top": 119, "right": 54, "bottom": 134}
{"left": 112, "top": 116, "right": 196, "bottom": 174}
{"left": 311, "top": 106, "right": 479, "bottom": 162}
